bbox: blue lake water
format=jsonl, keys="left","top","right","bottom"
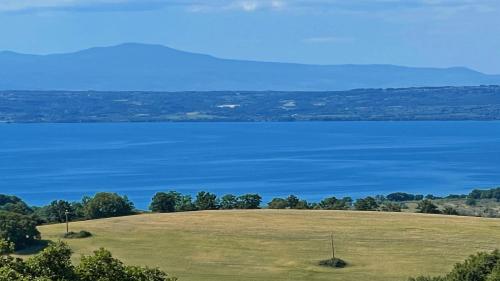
{"left": 1, "top": 122, "right": 500, "bottom": 209}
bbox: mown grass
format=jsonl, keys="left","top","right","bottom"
{"left": 38, "top": 210, "right": 500, "bottom": 281}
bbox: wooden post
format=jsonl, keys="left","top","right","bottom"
{"left": 331, "top": 233, "right": 335, "bottom": 260}
{"left": 65, "top": 210, "right": 69, "bottom": 234}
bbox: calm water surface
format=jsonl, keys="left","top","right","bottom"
{"left": 1, "top": 122, "right": 500, "bottom": 209}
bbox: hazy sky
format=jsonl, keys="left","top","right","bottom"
{"left": 1, "top": 0, "right": 499, "bottom": 73}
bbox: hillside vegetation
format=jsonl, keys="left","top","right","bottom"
{"left": 2, "top": 86, "right": 500, "bottom": 122}
{"left": 38, "top": 210, "right": 500, "bottom": 281}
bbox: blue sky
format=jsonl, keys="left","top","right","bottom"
{"left": 1, "top": 0, "right": 499, "bottom": 73}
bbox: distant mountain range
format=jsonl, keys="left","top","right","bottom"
{"left": 1, "top": 43, "right": 499, "bottom": 91}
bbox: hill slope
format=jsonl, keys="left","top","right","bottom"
{"left": 1, "top": 43, "right": 499, "bottom": 91}
{"left": 38, "top": 210, "right": 500, "bottom": 281}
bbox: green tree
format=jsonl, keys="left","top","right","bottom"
{"left": 0, "top": 195, "right": 32, "bottom": 215}
{"left": 417, "top": 200, "right": 441, "bottom": 214}
{"left": 319, "top": 197, "right": 350, "bottom": 210}
{"left": 45, "top": 200, "right": 73, "bottom": 223}
{"left": 0, "top": 211, "right": 40, "bottom": 249}
{"left": 354, "top": 197, "right": 379, "bottom": 211}
{"left": 219, "top": 194, "right": 238, "bottom": 210}
{"left": 150, "top": 192, "right": 177, "bottom": 213}
{"left": 267, "top": 198, "right": 288, "bottom": 209}
{"left": 386, "top": 192, "right": 416, "bottom": 202}
{"left": 175, "top": 194, "right": 197, "bottom": 212}
{"left": 195, "top": 191, "right": 218, "bottom": 210}
{"left": 286, "top": 195, "right": 300, "bottom": 209}
{"left": 294, "top": 200, "right": 310, "bottom": 210}
{"left": 26, "top": 241, "right": 76, "bottom": 281}
{"left": 237, "top": 194, "right": 262, "bottom": 209}
{"left": 84, "top": 193, "right": 134, "bottom": 219}
{"left": 76, "top": 248, "right": 130, "bottom": 281}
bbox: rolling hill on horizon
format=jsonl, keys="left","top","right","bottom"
{"left": 1, "top": 43, "right": 500, "bottom": 91}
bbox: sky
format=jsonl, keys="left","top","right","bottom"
{"left": 0, "top": 0, "right": 499, "bottom": 74}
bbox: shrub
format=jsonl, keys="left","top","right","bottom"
{"left": 381, "top": 202, "right": 402, "bottom": 212}
{"left": 417, "top": 200, "right": 441, "bottom": 214}
{"left": 319, "top": 258, "right": 347, "bottom": 268}
{"left": 0, "top": 239, "right": 14, "bottom": 255}
{"left": 354, "top": 197, "right": 379, "bottom": 211}
{"left": 84, "top": 193, "right": 134, "bottom": 219}
{"left": 77, "top": 248, "right": 176, "bottom": 281}
{"left": 319, "top": 197, "right": 351, "bottom": 210}
{"left": 294, "top": 200, "right": 310, "bottom": 209}
{"left": 267, "top": 198, "right": 288, "bottom": 209}
{"left": 0, "top": 241, "right": 177, "bottom": 281}
{"left": 63, "top": 231, "right": 92, "bottom": 239}
{"left": 442, "top": 206, "right": 459, "bottom": 216}
{"left": 409, "top": 250, "right": 500, "bottom": 281}
{"left": 26, "top": 241, "right": 76, "bottom": 281}
{"left": 466, "top": 198, "right": 477, "bottom": 206}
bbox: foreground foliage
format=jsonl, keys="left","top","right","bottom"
{"left": 0, "top": 241, "right": 176, "bottom": 281}
{"left": 409, "top": 250, "right": 500, "bottom": 281}
{"left": 0, "top": 211, "right": 40, "bottom": 250}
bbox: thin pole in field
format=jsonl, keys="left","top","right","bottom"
{"left": 65, "top": 210, "right": 69, "bottom": 234}
{"left": 331, "top": 233, "right": 335, "bottom": 260}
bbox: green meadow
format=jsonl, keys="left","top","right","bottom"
{"left": 38, "top": 210, "right": 500, "bottom": 281}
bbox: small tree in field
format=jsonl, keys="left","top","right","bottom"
{"left": 417, "top": 200, "right": 441, "bottom": 214}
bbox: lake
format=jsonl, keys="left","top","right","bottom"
{"left": 1, "top": 122, "right": 500, "bottom": 209}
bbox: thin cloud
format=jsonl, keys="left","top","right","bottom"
{"left": 303, "top": 36, "right": 354, "bottom": 44}
{"left": 0, "top": 0, "right": 498, "bottom": 13}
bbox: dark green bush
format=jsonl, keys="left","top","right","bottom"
{"left": 381, "top": 202, "right": 402, "bottom": 212}
{"left": 63, "top": 231, "right": 92, "bottom": 239}
{"left": 267, "top": 198, "right": 288, "bottom": 209}
{"left": 416, "top": 200, "right": 441, "bottom": 214}
{"left": 319, "top": 197, "right": 352, "bottom": 210}
{"left": 442, "top": 206, "right": 459, "bottom": 216}
{"left": 319, "top": 258, "right": 347, "bottom": 268}
{"left": 354, "top": 197, "right": 379, "bottom": 211}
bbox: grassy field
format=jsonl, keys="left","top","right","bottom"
{"left": 38, "top": 210, "right": 500, "bottom": 281}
